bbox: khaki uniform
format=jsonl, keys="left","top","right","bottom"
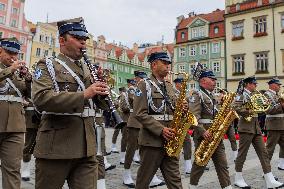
{"left": 124, "top": 87, "right": 141, "bottom": 169}
{"left": 32, "top": 53, "right": 107, "bottom": 189}
{"left": 118, "top": 91, "right": 131, "bottom": 152}
{"left": 189, "top": 88, "right": 230, "bottom": 188}
{"left": 0, "top": 63, "right": 30, "bottom": 189}
{"left": 23, "top": 99, "right": 40, "bottom": 162}
{"left": 233, "top": 89, "right": 271, "bottom": 173}
{"left": 264, "top": 89, "right": 284, "bottom": 160}
{"left": 135, "top": 75, "right": 182, "bottom": 189}
{"left": 226, "top": 124, "right": 238, "bottom": 151}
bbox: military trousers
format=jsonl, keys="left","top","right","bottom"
{"left": 35, "top": 156, "right": 98, "bottom": 189}
{"left": 96, "top": 126, "right": 106, "bottom": 156}
{"left": 96, "top": 155, "right": 105, "bottom": 180}
{"left": 235, "top": 132, "right": 271, "bottom": 173}
{"left": 111, "top": 127, "right": 128, "bottom": 152}
{"left": 0, "top": 132, "right": 24, "bottom": 189}
{"left": 226, "top": 125, "right": 238, "bottom": 151}
{"left": 124, "top": 127, "right": 139, "bottom": 169}
{"left": 190, "top": 139, "right": 230, "bottom": 188}
{"left": 23, "top": 128, "right": 38, "bottom": 162}
{"left": 266, "top": 130, "right": 284, "bottom": 160}
{"left": 135, "top": 146, "right": 182, "bottom": 189}
{"left": 183, "top": 132, "right": 192, "bottom": 160}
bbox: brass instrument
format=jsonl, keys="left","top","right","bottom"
{"left": 243, "top": 89, "right": 270, "bottom": 122}
{"left": 278, "top": 91, "right": 284, "bottom": 103}
{"left": 164, "top": 71, "right": 198, "bottom": 157}
{"left": 194, "top": 92, "right": 239, "bottom": 166}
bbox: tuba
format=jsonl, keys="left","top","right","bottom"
{"left": 194, "top": 91, "right": 239, "bottom": 166}
{"left": 164, "top": 72, "right": 198, "bottom": 157}
{"left": 243, "top": 89, "right": 270, "bottom": 122}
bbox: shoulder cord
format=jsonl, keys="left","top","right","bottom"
{"left": 144, "top": 78, "right": 165, "bottom": 113}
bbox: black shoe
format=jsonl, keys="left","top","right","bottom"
{"left": 123, "top": 182, "right": 135, "bottom": 188}
{"left": 234, "top": 184, "right": 251, "bottom": 189}
{"left": 134, "top": 160, "right": 140, "bottom": 164}
{"left": 105, "top": 164, "right": 116, "bottom": 171}
{"left": 111, "top": 151, "right": 119, "bottom": 154}
{"left": 120, "top": 162, "right": 124, "bottom": 165}
{"left": 22, "top": 177, "right": 30, "bottom": 182}
{"left": 185, "top": 172, "right": 191, "bottom": 175}
{"left": 278, "top": 167, "right": 284, "bottom": 171}
{"left": 205, "top": 166, "right": 209, "bottom": 171}
{"left": 150, "top": 181, "right": 166, "bottom": 188}
{"left": 105, "top": 151, "right": 111, "bottom": 156}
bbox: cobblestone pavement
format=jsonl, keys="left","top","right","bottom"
{"left": 1, "top": 127, "right": 283, "bottom": 189}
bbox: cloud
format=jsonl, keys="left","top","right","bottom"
{"left": 25, "top": 0, "right": 224, "bottom": 46}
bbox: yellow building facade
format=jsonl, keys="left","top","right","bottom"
{"left": 29, "top": 22, "right": 60, "bottom": 69}
{"left": 225, "top": 1, "right": 284, "bottom": 91}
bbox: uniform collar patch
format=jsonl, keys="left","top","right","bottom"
{"left": 135, "top": 89, "right": 142, "bottom": 97}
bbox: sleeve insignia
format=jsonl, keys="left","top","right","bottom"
{"left": 34, "top": 68, "right": 42, "bottom": 80}
{"left": 135, "top": 89, "right": 142, "bottom": 97}
{"left": 189, "top": 96, "right": 195, "bottom": 103}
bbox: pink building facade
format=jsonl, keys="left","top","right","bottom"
{"left": 0, "top": 0, "right": 32, "bottom": 65}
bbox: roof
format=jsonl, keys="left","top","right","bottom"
{"left": 177, "top": 9, "right": 225, "bottom": 30}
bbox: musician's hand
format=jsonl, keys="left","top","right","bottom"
{"left": 162, "top": 127, "right": 175, "bottom": 141}
{"left": 202, "top": 131, "right": 212, "bottom": 141}
{"left": 84, "top": 82, "right": 109, "bottom": 99}
{"left": 182, "top": 100, "right": 188, "bottom": 111}
{"left": 10, "top": 60, "right": 24, "bottom": 73}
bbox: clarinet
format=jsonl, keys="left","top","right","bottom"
{"left": 81, "top": 49, "right": 126, "bottom": 129}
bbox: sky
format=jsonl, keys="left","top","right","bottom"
{"left": 24, "top": 0, "right": 225, "bottom": 47}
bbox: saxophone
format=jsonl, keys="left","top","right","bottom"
{"left": 194, "top": 92, "right": 239, "bottom": 166}
{"left": 164, "top": 72, "right": 198, "bottom": 157}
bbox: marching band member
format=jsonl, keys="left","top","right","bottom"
{"left": 264, "top": 78, "right": 284, "bottom": 171}
{"left": 134, "top": 52, "right": 183, "bottom": 189}
{"left": 0, "top": 38, "right": 31, "bottom": 189}
{"left": 233, "top": 76, "right": 284, "bottom": 189}
{"left": 188, "top": 64, "right": 232, "bottom": 189}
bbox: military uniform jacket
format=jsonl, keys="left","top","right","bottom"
{"left": 119, "top": 89, "right": 133, "bottom": 122}
{"left": 264, "top": 89, "right": 284, "bottom": 130}
{"left": 32, "top": 53, "right": 102, "bottom": 159}
{"left": 127, "top": 86, "right": 142, "bottom": 129}
{"left": 0, "top": 63, "right": 30, "bottom": 132}
{"left": 233, "top": 89, "right": 262, "bottom": 134}
{"left": 24, "top": 98, "right": 40, "bottom": 129}
{"left": 188, "top": 88, "right": 217, "bottom": 139}
{"left": 134, "top": 75, "right": 176, "bottom": 148}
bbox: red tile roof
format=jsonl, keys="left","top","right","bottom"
{"left": 227, "top": 0, "right": 284, "bottom": 14}
{"left": 177, "top": 9, "right": 225, "bottom": 30}
{"left": 126, "top": 50, "right": 135, "bottom": 60}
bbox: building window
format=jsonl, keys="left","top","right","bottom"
{"left": 45, "top": 36, "right": 49, "bottom": 44}
{"left": 192, "top": 28, "right": 198, "bottom": 38}
{"left": 202, "top": 63, "right": 207, "bottom": 69}
{"left": 281, "top": 14, "right": 284, "bottom": 30}
{"left": 0, "top": 31, "right": 3, "bottom": 38}
{"left": 232, "top": 21, "right": 244, "bottom": 39}
{"left": 179, "top": 47, "right": 186, "bottom": 57}
{"left": 12, "top": 7, "right": 18, "bottom": 15}
{"left": 18, "top": 53, "right": 24, "bottom": 60}
{"left": 19, "top": 36, "right": 26, "bottom": 45}
{"left": 212, "top": 43, "right": 220, "bottom": 53}
{"left": 44, "top": 50, "right": 49, "bottom": 57}
{"left": 52, "top": 51, "right": 56, "bottom": 57}
{"left": 190, "top": 64, "right": 195, "bottom": 74}
{"left": 233, "top": 55, "right": 245, "bottom": 75}
{"left": 10, "top": 19, "right": 17, "bottom": 27}
{"left": 199, "top": 27, "right": 205, "bottom": 37}
{"left": 192, "top": 27, "right": 205, "bottom": 38}
{"left": 212, "top": 61, "right": 220, "bottom": 72}
{"left": 0, "top": 16, "right": 5, "bottom": 24}
{"left": 200, "top": 44, "right": 207, "bottom": 55}
{"left": 178, "top": 64, "right": 185, "bottom": 72}
{"left": 0, "top": 3, "right": 5, "bottom": 11}
{"left": 118, "top": 77, "right": 122, "bottom": 83}
{"left": 36, "top": 48, "right": 41, "bottom": 57}
{"left": 255, "top": 52, "right": 268, "bottom": 73}
{"left": 214, "top": 26, "right": 219, "bottom": 34}
{"left": 189, "top": 45, "right": 196, "bottom": 56}
{"left": 39, "top": 35, "right": 44, "bottom": 42}
{"left": 190, "top": 83, "right": 196, "bottom": 89}
{"left": 181, "top": 32, "right": 185, "bottom": 39}
{"left": 254, "top": 16, "right": 267, "bottom": 36}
